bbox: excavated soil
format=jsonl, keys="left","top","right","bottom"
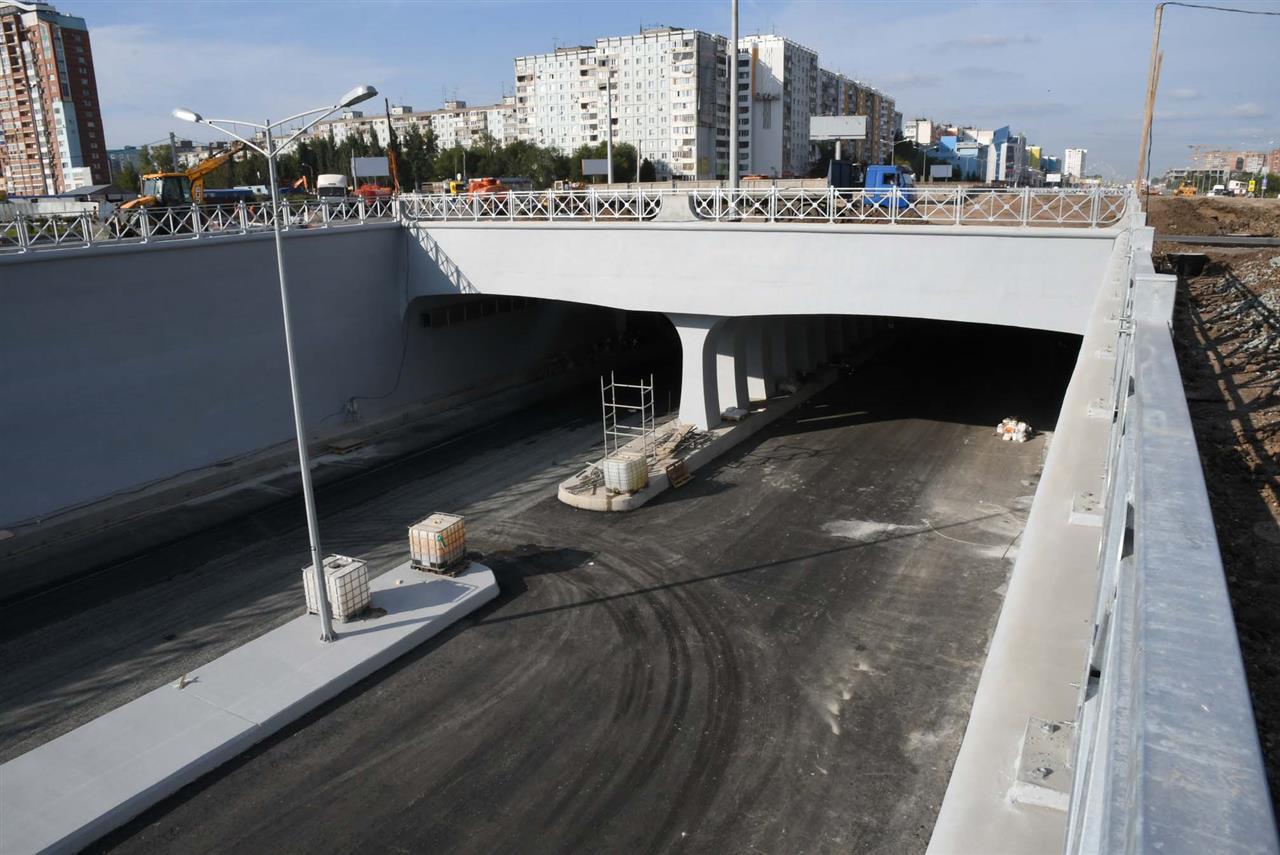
{"left": 1147, "top": 196, "right": 1280, "bottom": 237}
{"left": 1160, "top": 239, "right": 1280, "bottom": 800}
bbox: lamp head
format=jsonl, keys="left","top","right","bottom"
{"left": 172, "top": 108, "right": 202, "bottom": 123}
{"left": 339, "top": 85, "right": 377, "bottom": 108}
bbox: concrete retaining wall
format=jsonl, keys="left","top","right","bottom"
{"left": 0, "top": 227, "right": 616, "bottom": 526}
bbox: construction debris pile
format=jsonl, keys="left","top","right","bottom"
{"left": 996, "top": 418, "right": 1033, "bottom": 443}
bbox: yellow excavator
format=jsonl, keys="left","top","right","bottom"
{"left": 120, "top": 141, "right": 246, "bottom": 209}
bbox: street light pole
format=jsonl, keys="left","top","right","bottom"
{"left": 605, "top": 71, "right": 614, "bottom": 185}
{"left": 174, "top": 84, "right": 377, "bottom": 643}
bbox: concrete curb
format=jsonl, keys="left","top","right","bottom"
{"left": 0, "top": 564, "right": 498, "bottom": 855}
{"left": 558, "top": 367, "right": 840, "bottom": 512}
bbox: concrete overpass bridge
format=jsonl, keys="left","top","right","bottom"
{"left": 0, "top": 190, "right": 1273, "bottom": 853}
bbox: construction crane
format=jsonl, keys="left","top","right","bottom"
{"left": 120, "top": 141, "right": 246, "bottom": 209}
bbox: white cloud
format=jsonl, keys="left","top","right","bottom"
{"left": 879, "top": 71, "right": 942, "bottom": 87}
{"left": 1167, "top": 88, "right": 1200, "bottom": 100}
{"left": 1226, "top": 102, "right": 1266, "bottom": 118}
{"left": 938, "top": 33, "right": 1040, "bottom": 51}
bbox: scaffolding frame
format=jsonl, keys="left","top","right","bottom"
{"left": 601, "top": 372, "right": 656, "bottom": 462}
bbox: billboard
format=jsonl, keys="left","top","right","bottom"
{"left": 809, "top": 115, "right": 867, "bottom": 141}
{"left": 351, "top": 156, "right": 389, "bottom": 178}
{"left": 929, "top": 164, "right": 954, "bottom": 179}
{"left": 581, "top": 158, "right": 610, "bottom": 176}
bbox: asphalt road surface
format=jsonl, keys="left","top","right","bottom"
{"left": 2, "top": 321, "right": 1078, "bottom": 854}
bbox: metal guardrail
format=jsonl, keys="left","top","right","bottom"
{"left": 0, "top": 198, "right": 398, "bottom": 255}
{"left": 1064, "top": 246, "right": 1278, "bottom": 853}
{"left": 399, "top": 186, "right": 1132, "bottom": 228}
{"left": 689, "top": 186, "right": 1131, "bottom": 226}
{"left": 398, "top": 188, "right": 666, "bottom": 222}
{"left": 1, "top": 188, "right": 1132, "bottom": 257}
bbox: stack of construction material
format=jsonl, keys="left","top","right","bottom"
{"left": 996, "top": 418, "right": 1033, "bottom": 443}
{"left": 602, "top": 453, "right": 648, "bottom": 493}
{"left": 409, "top": 512, "right": 467, "bottom": 573}
{"left": 302, "top": 554, "right": 371, "bottom": 622}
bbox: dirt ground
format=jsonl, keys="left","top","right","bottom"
{"left": 1147, "top": 195, "right": 1280, "bottom": 237}
{"left": 1158, "top": 238, "right": 1280, "bottom": 801}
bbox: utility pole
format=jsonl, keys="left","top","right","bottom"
{"left": 1135, "top": 3, "right": 1165, "bottom": 187}
{"left": 605, "top": 70, "right": 614, "bottom": 185}
{"left": 169, "top": 131, "right": 179, "bottom": 172}
{"left": 728, "top": 0, "right": 739, "bottom": 188}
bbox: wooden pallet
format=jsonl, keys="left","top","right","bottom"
{"left": 664, "top": 459, "right": 692, "bottom": 488}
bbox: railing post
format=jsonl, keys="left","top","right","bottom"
{"left": 590, "top": 190, "right": 598, "bottom": 222}
{"left": 16, "top": 213, "right": 29, "bottom": 252}
{"left": 190, "top": 204, "right": 201, "bottom": 240}
{"left": 954, "top": 188, "right": 963, "bottom": 225}
{"left": 358, "top": 198, "right": 367, "bottom": 224}
{"left": 1021, "top": 187, "right": 1031, "bottom": 226}
{"left": 80, "top": 213, "right": 93, "bottom": 248}
{"left": 139, "top": 207, "right": 151, "bottom": 243}
{"left": 1090, "top": 188, "right": 1101, "bottom": 228}
{"left": 236, "top": 201, "right": 247, "bottom": 234}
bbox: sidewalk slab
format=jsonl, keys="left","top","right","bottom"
{"left": 0, "top": 563, "right": 497, "bottom": 855}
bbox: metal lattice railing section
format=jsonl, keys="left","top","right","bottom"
{"left": 0, "top": 198, "right": 399, "bottom": 255}
{"left": 398, "top": 189, "right": 666, "bottom": 222}
{"left": 687, "top": 186, "right": 1132, "bottom": 227}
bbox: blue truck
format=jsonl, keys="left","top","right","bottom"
{"left": 827, "top": 161, "right": 916, "bottom": 207}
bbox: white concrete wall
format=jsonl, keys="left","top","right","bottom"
{"left": 0, "top": 227, "right": 617, "bottom": 526}
{"left": 406, "top": 222, "right": 1120, "bottom": 335}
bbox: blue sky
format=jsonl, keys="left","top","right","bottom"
{"left": 84, "top": 0, "right": 1279, "bottom": 176}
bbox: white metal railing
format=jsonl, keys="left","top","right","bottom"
{"left": 1063, "top": 242, "right": 1279, "bottom": 854}
{"left": 0, "top": 198, "right": 399, "bottom": 256}
{"left": 397, "top": 186, "right": 1131, "bottom": 227}
{"left": 1, "top": 188, "right": 1133, "bottom": 257}
{"left": 398, "top": 188, "right": 665, "bottom": 222}
{"left": 689, "top": 186, "right": 1131, "bottom": 227}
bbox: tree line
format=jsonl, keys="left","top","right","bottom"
{"left": 112, "top": 125, "right": 658, "bottom": 194}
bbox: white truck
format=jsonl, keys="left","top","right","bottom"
{"left": 317, "top": 174, "right": 349, "bottom": 201}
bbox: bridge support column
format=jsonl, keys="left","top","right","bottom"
{"left": 744, "top": 318, "right": 775, "bottom": 401}
{"left": 716, "top": 318, "right": 750, "bottom": 413}
{"left": 668, "top": 313, "right": 725, "bottom": 431}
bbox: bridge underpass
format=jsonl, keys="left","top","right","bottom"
{"left": 0, "top": 319, "right": 1080, "bottom": 853}
{"left": 3, "top": 192, "right": 1272, "bottom": 853}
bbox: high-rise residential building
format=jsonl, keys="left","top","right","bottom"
{"left": 735, "top": 35, "right": 819, "bottom": 178}
{"left": 0, "top": 0, "right": 108, "bottom": 195}
{"left": 1269, "top": 148, "right": 1280, "bottom": 175}
{"left": 306, "top": 96, "right": 519, "bottom": 153}
{"left": 1064, "top": 147, "right": 1088, "bottom": 179}
{"left": 1190, "top": 148, "right": 1268, "bottom": 174}
{"left": 513, "top": 26, "right": 898, "bottom": 180}
{"left": 514, "top": 27, "right": 728, "bottom": 180}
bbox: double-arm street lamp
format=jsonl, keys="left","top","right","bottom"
{"left": 173, "top": 84, "right": 378, "bottom": 642}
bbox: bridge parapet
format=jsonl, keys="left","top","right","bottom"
{"left": 400, "top": 186, "right": 1133, "bottom": 228}
{"left": 1062, "top": 236, "right": 1278, "bottom": 853}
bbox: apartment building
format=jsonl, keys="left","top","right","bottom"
{"left": 513, "top": 27, "right": 898, "bottom": 180}
{"left": 734, "top": 35, "right": 822, "bottom": 178}
{"left": 514, "top": 27, "right": 728, "bottom": 179}
{"left": 817, "top": 69, "right": 896, "bottom": 168}
{"left": 1064, "top": 147, "right": 1087, "bottom": 179}
{"left": 0, "top": 0, "right": 108, "bottom": 195}
{"left": 307, "top": 97, "right": 519, "bottom": 152}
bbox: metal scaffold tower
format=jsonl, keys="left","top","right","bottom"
{"left": 601, "top": 372, "right": 656, "bottom": 461}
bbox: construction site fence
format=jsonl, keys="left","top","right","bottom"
{"left": 1062, "top": 233, "right": 1279, "bottom": 854}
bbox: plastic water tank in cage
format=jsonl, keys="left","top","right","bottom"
{"left": 409, "top": 512, "right": 467, "bottom": 572}
{"left": 602, "top": 453, "right": 648, "bottom": 493}
{"left": 302, "top": 554, "right": 371, "bottom": 622}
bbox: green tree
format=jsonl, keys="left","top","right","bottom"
{"left": 112, "top": 160, "right": 140, "bottom": 192}
{"left": 639, "top": 158, "right": 656, "bottom": 183}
